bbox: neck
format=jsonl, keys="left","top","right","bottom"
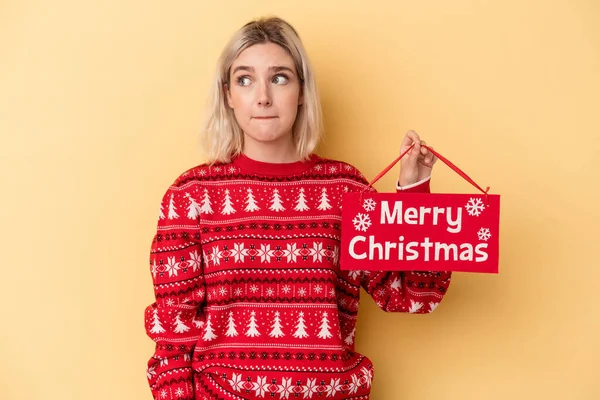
{"left": 242, "top": 134, "right": 298, "bottom": 163}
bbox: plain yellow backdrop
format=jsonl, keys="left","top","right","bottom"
{"left": 1, "top": 1, "right": 599, "bottom": 399}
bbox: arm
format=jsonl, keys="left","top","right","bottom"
{"left": 361, "top": 178, "right": 452, "bottom": 313}
{"left": 144, "top": 183, "right": 205, "bottom": 399}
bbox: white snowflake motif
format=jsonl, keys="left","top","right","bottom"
{"left": 362, "top": 198, "right": 376, "bottom": 212}
{"left": 329, "top": 288, "right": 336, "bottom": 297}
{"left": 175, "top": 388, "right": 184, "bottom": 397}
{"left": 277, "top": 377, "right": 294, "bottom": 399}
{"left": 352, "top": 213, "right": 372, "bottom": 232}
{"left": 348, "top": 270, "right": 361, "bottom": 280}
{"left": 227, "top": 166, "right": 237, "bottom": 174}
{"left": 249, "top": 285, "right": 259, "bottom": 293}
{"left": 252, "top": 376, "right": 270, "bottom": 397}
{"left": 160, "top": 389, "right": 168, "bottom": 398}
{"left": 313, "top": 285, "right": 323, "bottom": 294}
{"left": 265, "top": 287, "right": 275, "bottom": 297}
{"left": 234, "top": 288, "right": 243, "bottom": 296}
{"left": 297, "top": 287, "right": 307, "bottom": 297}
{"left": 344, "top": 164, "right": 353, "bottom": 171}
{"left": 477, "top": 227, "right": 492, "bottom": 241}
{"left": 326, "top": 378, "right": 343, "bottom": 397}
{"left": 214, "top": 166, "right": 222, "bottom": 173}
{"left": 465, "top": 197, "right": 485, "bottom": 216}
{"left": 196, "top": 288, "right": 204, "bottom": 299}
{"left": 165, "top": 256, "right": 180, "bottom": 277}
{"left": 165, "top": 298, "right": 175, "bottom": 307}
{"left": 146, "top": 365, "right": 156, "bottom": 379}
{"left": 198, "top": 169, "right": 207, "bottom": 176}
{"left": 188, "top": 250, "right": 201, "bottom": 272}
{"left": 228, "top": 373, "right": 244, "bottom": 392}
{"left": 281, "top": 285, "right": 291, "bottom": 294}
{"left": 328, "top": 165, "right": 338, "bottom": 174}
{"left": 218, "top": 287, "right": 227, "bottom": 296}
{"left": 314, "top": 164, "right": 323, "bottom": 171}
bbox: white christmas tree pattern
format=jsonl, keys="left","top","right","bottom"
{"left": 317, "top": 188, "right": 332, "bottom": 210}
{"left": 244, "top": 188, "right": 260, "bottom": 212}
{"left": 268, "top": 311, "right": 285, "bottom": 338}
{"left": 408, "top": 300, "right": 424, "bottom": 313}
{"left": 167, "top": 193, "right": 179, "bottom": 219}
{"left": 317, "top": 311, "right": 333, "bottom": 339}
{"left": 158, "top": 202, "right": 165, "bottom": 220}
{"left": 465, "top": 197, "right": 485, "bottom": 216}
{"left": 344, "top": 327, "right": 356, "bottom": 345}
{"left": 245, "top": 310, "right": 261, "bottom": 337}
{"left": 293, "top": 311, "right": 309, "bottom": 338}
{"left": 225, "top": 311, "right": 238, "bottom": 337}
{"left": 173, "top": 312, "right": 190, "bottom": 333}
{"left": 294, "top": 188, "right": 310, "bottom": 211}
{"left": 202, "top": 315, "right": 217, "bottom": 341}
{"left": 200, "top": 188, "right": 214, "bottom": 214}
{"left": 477, "top": 227, "right": 491, "bottom": 241}
{"left": 352, "top": 213, "right": 372, "bottom": 232}
{"left": 362, "top": 198, "right": 376, "bottom": 212}
{"left": 269, "top": 189, "right": 286, "bottom": 211}
{"left": 149, "top": 308, "right": 166, "bottom": 334}
{"left": 221, "top": 189, "right": 236, "bottom": 215}
{"left": 185, "top": 192, "right": 201, "bottom": 219}
{"left": 429, "top": 302, "right": 439, "bottom": 312}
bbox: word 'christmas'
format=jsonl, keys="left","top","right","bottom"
{"left": 349, "top": 236, "right": 488, "bottom": 262}
{"left": 380, "top": 200, "right": 462, "bottom": 233}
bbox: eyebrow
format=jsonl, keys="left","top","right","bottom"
{"left": 231, "top": 65, "right": 296, "bottom": 75}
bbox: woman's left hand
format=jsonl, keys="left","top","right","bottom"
{"left": 398, "top": 130, "right": 437, "bottom": 187}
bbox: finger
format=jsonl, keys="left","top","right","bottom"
{"left": 401, "top": 130, "right": 420, "bottom": 149}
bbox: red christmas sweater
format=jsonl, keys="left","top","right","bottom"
{"left": 144, "top": 153, "right": 452, "bottom": 400}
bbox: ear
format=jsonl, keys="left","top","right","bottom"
{"left": 298, "top": 87, "right": 304, "bottom": 106}
{"left": 224, "top": 83, "right": 233, "bottom": 109}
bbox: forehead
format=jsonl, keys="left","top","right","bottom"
{"left": 232, "top": 42, "right": 295, "bottom": 69}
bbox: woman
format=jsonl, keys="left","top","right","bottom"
{"left": 144, "top": 16, "right": 451, "bottom": 400}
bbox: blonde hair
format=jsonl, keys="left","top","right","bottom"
{"left": 200, "top": 16, "right": 323, "bottom": 164}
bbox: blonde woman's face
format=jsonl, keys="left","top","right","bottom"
{"left": 226, "top": 42, "right": 303, "bottom": 148}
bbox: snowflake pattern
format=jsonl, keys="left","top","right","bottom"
{"left": 477, "top": 227, "right": 491, "bottom": 241}
{"left": 465, "top": 197, "right": 485, "bottom": 216}
{"left": 227, "top": 371, "right": 373, "bottom": 398}
{"left": 362, "top": 198, "right": 376, "bottom": 212}
{"left": 352, "top": 213, "right": 372, "bottom": 232}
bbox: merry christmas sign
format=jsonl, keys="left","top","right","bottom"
{"left": 340, "top": 145, "right": 500, "bottom": 274}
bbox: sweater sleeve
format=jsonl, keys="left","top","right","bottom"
{"left": 359, "top": 176, "right": 452, "bottom": 314}
{"left": 144, "top": 182, "right": 205, "bottom": 399}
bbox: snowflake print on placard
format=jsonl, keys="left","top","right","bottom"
{"left": 477, "top": 227, "right": 491, "bottom": 241}
{"left": 362, "top": 198, "right": 376, "bottom": 212}
{"left": 353, "top": 213, "right": 372, "bottom": 232}
{"left": 465, "top": 197, "right": 485, "bottom": 216}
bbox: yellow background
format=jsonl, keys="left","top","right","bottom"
{"left": 1, "top": 1, "right": 598, "bottom": 399}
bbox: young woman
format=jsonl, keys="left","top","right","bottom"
{"left": 144, "top": 16, "right": 451, "bottom": 400}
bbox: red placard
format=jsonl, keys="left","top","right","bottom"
{"left": 341, "top": 192, "right": 500, "bottom": 273}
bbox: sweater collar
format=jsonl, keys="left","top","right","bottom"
{"left": 232, "top": 153, "right": 319, "bottom": 176}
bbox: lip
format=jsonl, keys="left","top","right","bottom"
{"left": 253, "top": 116, "right": 277, "bottom": 119}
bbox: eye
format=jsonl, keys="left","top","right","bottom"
{"left": 272, "top": 74, "right": 289, "bottom": 85}
{"left": 236, "top": 76, "right": 252, "bottom": 86}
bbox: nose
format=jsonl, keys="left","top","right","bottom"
{"left": 257, "top": 81, "right": 272, "bottom": 106}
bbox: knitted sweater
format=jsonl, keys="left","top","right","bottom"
{"left": 144, "top": 153, "right": 452, "bottom": 400}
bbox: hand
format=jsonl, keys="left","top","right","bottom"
{"left": 398, "top": 130, "right": 437, "bottom": 187}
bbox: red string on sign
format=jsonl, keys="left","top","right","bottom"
{"left": 361, "top": 144, "right": 490, "bottom": 203}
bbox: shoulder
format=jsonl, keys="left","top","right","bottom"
{"left": 169, "top": 160, "right": 232, "bottom": 188}
{"left": 312, "top": 155, "right": 369, "bottom": 185}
